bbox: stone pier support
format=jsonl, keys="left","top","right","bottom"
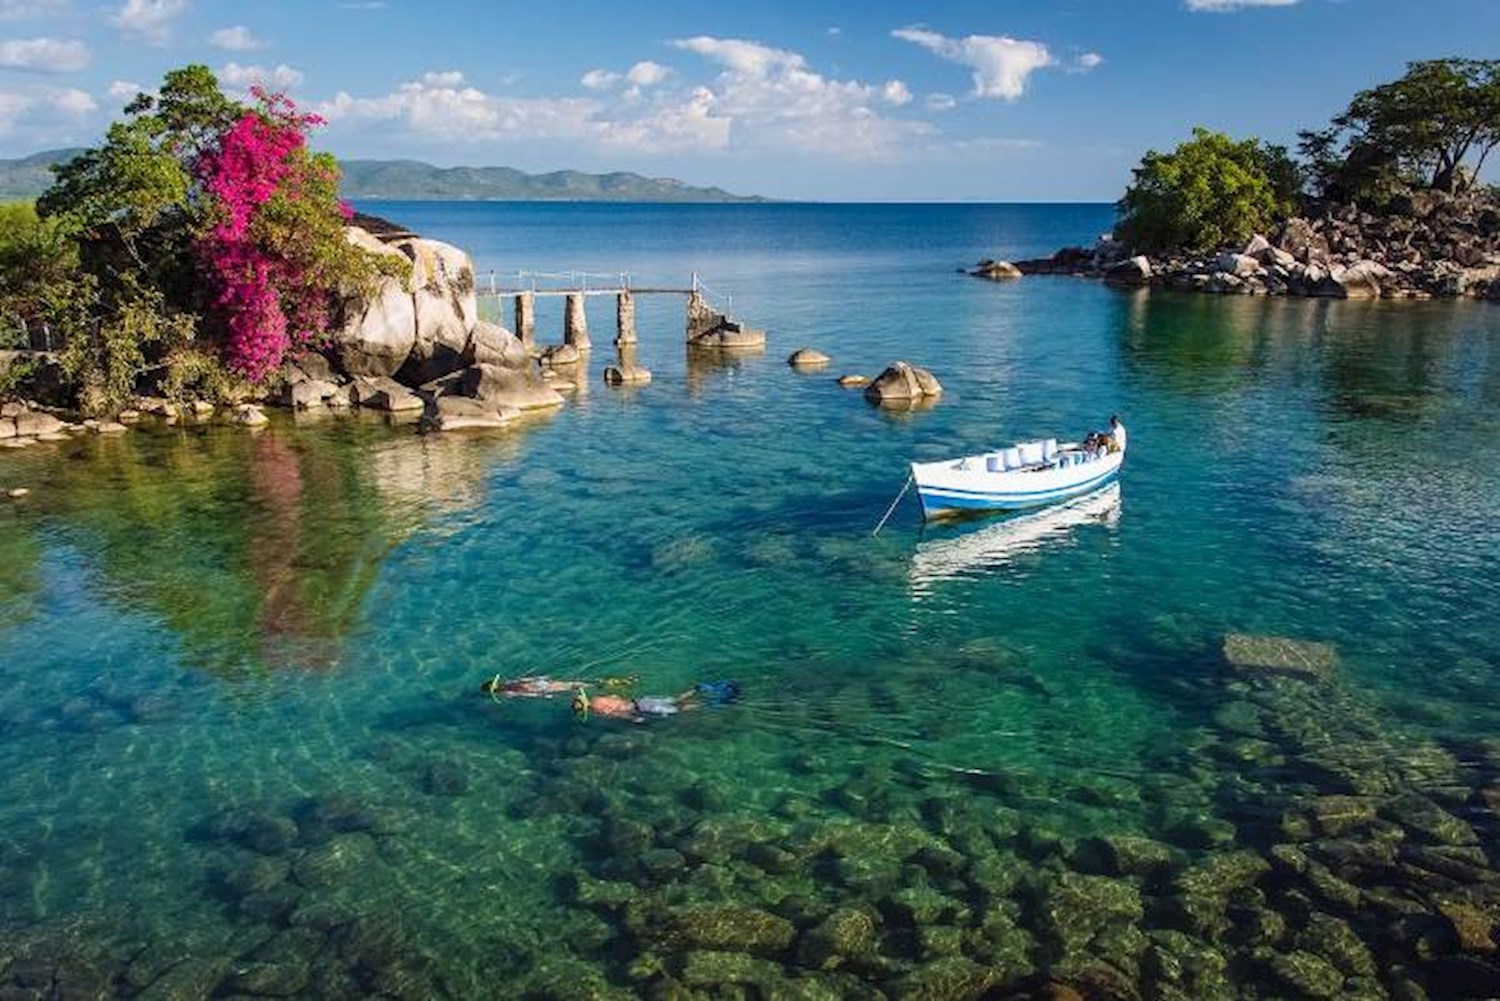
{"left": 615, "top": 291, "right": 637, "bottom": 346}
{"left": 513, "top": 292, "right": 536, "bottom": 349}
{"left": 564, "top": 292, "right": 591, "bottom": 350}
{"left": 685, "top": 291, "right": 725, "bottom": 342}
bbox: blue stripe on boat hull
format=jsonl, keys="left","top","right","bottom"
{"left": 917, "top": 467, "right": 1120, "bottom": 518}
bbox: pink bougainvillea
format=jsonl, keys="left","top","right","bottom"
{"left": 194, "top": 88, "right": 338, "bottom": 380}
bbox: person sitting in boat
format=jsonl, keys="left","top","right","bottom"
{"left": 481, "top": 673, "right": 639, "bottom": 700}
{"left": 571, "top": 680, "right": 741, "bottom": 723}
{"left": 1107, "top": 415, "right": 1127, "bottom": 453}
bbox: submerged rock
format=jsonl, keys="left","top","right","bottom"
{"left": 887, "top": 957, "right": 1006, "bottom": 1000}
{"left": 1266, "top": 949, "right": 1345, "bottom": 998}
{"left": 800, "top": 908, "right": 880, "bottom": 969}
{"left": 1037, "top": 873, "right": 1144, "bottom": 955}
{"left": 632, "top": 903, "right": 795, "bottom": 955}
{"left": 1222, "top": 633, "right": 1337, "bottom": 679}
{"left": 679, "top": 949, "right": 783, "bottom": 989}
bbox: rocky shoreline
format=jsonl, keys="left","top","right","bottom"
{"left": 975, "top": 189, "right": 1500, "bottom": 302}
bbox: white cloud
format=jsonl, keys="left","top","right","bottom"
{"left": 893, "top": 26, "right": 1054, "bottom": 101}
{"left": 671, "top": 35, "right": 928, "bottom": 158}
{"left": 210, "top": 25, "right": 264, "bottom": 51}
{"left": 0, "top": 84, "right": 96, "bottom": 134}
{"left": 580, "top": 68, "right": 619, "bottom": 90}
{"left": 220, "top": 62, "right": 303, "bottom": 89}
{"left": 625, "top": 60, "right": 670, "bottom": 87}
{"left": 111, "top": 0, "right": 187, "bottom": 45}
{"left": 1185, "top": 0, "right": 1296, "bottom": 9}
{"left": 107, "top": 79, "right": 142, "bottom": 101}
{"left": 51, "top": 86, "right": 91, "bottom": 113}
{"left": 881, "top": 80, "right": 911, "bottom": 106}
{"left": 0, "top": 36, "right": 88, "bottom": 72}
{"left": 1076, "top": 52, "right": 1104, "bottom": 71}
{"left": 318, "top": 76, "right": 605, "bottom": 145}
{"left": 925, "top": 92, "right": 957, "bottom": 112}
{"left": 319, "top": 38, "right": 930, "bottom": 163}
{"left": 0, "top": 0, "right": 68, "bottom": 19}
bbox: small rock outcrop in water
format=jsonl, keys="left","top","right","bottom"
{"left": 686, "top": 293, "right": 767, "bottom": 349}
{"left": 970, "top": 259, "right": 1023, "bottom": 280}
{"left": 602, "top": 363, "right": 652, "bottom": 386}
{"left": 787, "top": 348, "right": 831, "bottom": 368}
{"left": 996, "top": 188, "right": 1500, "bottom": 300}
{"left": 864, "top": 362, "right": 943, "bottom": 405}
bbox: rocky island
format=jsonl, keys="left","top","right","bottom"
{"left": 996, "top": 186, "right": 1500, "bottom": 302}
{"left": 976, "top": 59, "right": 1500, "bottom": 305}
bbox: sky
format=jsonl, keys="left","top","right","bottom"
{"left": 1, "top": 0, "right": 1497, "bottom": 201}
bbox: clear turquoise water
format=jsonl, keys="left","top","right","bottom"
{"left": 1, "top": 203, "right": 1498, "bottom": 997}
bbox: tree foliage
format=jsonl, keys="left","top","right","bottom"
{"left": 1299, "top": 58, "right": 1500, "bottom": 200}
{"left": 1116, "top": 129, "right": 1299, "bottom": 254}
{"left": 0, "top": 202, "right": 94, "bottom": 344}
{"left": 23, "top": 64, "right": 389, "bottom": 412}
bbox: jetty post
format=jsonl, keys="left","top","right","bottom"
{"left": 685, "top": 290, "right": 724, "bottom": 342}
{"left": 564, "top": 292, "right": 591, "bottom": 350}
{"left": 513, "top": 292, "right": 536, "bottom": 349}
{"left": 615, "top": 290, "right": 637, "bottom": 346}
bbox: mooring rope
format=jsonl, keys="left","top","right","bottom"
{"left": 872, "top": 474, "right": 914, "bottom": 537}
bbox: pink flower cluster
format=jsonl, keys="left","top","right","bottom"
{"left": 195, "top": 89, "right": 334, "bottom": 380}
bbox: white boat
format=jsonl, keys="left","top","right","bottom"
{"left": 909, "top": 483, "right": 1121, "bottom": 592}
{"left": 911, "top": 435, "right": 1125, "bottom": 520}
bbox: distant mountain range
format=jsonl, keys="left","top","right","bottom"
{"left": 0, "top": 149, "right": 81, "bottom": 201}
{"left": 0, "top": 150, "right": 762, "bottom": 203}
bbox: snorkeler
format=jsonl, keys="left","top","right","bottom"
{"left": 570, "top": 680, "right": 741, "bottom": 724}
{"left": 480, "top": 673, "right": 640, "bottom": 701}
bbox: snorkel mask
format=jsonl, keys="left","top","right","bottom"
{"left": 571, "top": 688, "right": 591, "bottom": 721}
{"left": 485, "top": 673, "right": 505, "bottom": 703}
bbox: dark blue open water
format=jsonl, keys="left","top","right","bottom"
{"left": 0, "top": 203, "right": 1498, "bottom": 998}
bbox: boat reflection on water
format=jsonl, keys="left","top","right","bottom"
{"left": 909, "top": 482, "right": 1121, "bottom": 595}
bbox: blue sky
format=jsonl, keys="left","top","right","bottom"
{"left": 1, "top": 0, "right": 1497, "bottom": 200}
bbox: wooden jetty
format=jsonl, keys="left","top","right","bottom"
{"left": 473, "top": 270, "right": 765, "bottom": 350}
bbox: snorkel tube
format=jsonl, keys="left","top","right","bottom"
{"left": 571, "top": 688, "right": 591, "bottom": 721}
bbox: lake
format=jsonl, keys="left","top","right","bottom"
{"left": 1, "top": 202, "right": 1498, "bottom": 998}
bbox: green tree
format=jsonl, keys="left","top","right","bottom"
{"left": 1300, "top": 58, "right": 1500, "bottom": 199}
{"left": 0, "top": 202, "right": 94, "bottom": 344}
{"left": 1116, "top": 128, "right": 1297, "bottom": 255}
{"left": 25, "top": 64, "right": 385, "bottom": 413}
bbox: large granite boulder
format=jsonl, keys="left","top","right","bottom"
{"left": 462, "top": 321, "right": 528, "bottom": 370}
{"left": 397, "top": 239, "right": 481, "bottom": 385}
{"left": 331, "top": 228, "right": 419, "bottom": 378}
{"left": 1216, "top": 252, "right": 1263, "bottom": 278}
{"left": 1278, "top": 218, "right": 1330, "bottom": 264}
{"left": 864, "top": 361, "right": 943, "bottom": 405}
{"left": 458, "top": 364, "right": 565, "bottom": 411}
